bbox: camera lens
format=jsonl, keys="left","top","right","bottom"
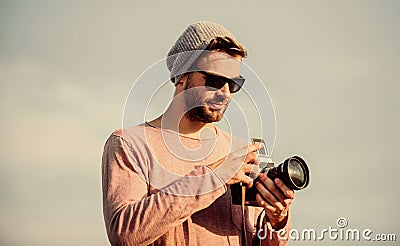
{"left": 288, "top": 158, "right": 305, "bottom": 187}
{"left": 266, "top": 156, "right": 310, "bottom": 190}
{"left": 231, "top": 155, "right": 310, "bottom": 206}
{"left": 284, "top": 156, "right": 309, "bottom": 190}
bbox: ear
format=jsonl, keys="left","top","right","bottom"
{"left": 173, "top": 74, "right": 189, "bottom": 96}
{"left": 176, "top": 74, "right": 189, "bottom": 88}
{"left": 178, "top": 74, "right": 188, "bottom": 84}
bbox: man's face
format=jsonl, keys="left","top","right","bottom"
{"left": 183, "top": 51, "right": 242, "bottom": 123}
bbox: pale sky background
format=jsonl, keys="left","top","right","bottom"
{"left": 1, "top": 1, "right": 399, "bottom": 245}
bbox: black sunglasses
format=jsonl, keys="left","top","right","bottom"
{"left": 190, "top": 65, "right": 245, "bottom": 93}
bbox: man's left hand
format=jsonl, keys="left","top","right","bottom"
{"left": 254, "top": 174, "right": 295, "bottom": 229}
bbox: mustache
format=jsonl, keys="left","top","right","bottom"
{"left": 206, "top": 95, "right": 230, "bottom": 104}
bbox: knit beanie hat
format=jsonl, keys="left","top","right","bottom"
{"left": 166, "top": 21, "right": 244, "bottom": 85}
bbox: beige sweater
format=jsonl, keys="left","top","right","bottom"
{"left": 102, "top": 124, "right": 290, "bottom": 245}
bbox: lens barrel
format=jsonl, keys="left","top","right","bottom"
{"left": 231, "top": 156, "right": 310, "bottom": 206}
{"left": 264, "top": 156, "right": 309, "bottom": 190}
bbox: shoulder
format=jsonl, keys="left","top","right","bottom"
{"left": 103, "top": 124, "right": 149, "bottom": 152}
{"left": 108, "top": 124, "right": 150, "bottom": 143}
{"left": 110, "top": 124, "right": 146, "bottom": 139}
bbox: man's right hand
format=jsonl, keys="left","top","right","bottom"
{"left": 207, "top": 143, "right": 262, "bottom": 188}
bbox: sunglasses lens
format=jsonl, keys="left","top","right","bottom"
{"left": 231, "top": 77, "right": 245, "bottom": 93}
{"left": 229, "top": 82, "right": 240, "bottom": 93}
{"left": 205, "top": 75, "right": 243, "bottom": 93}
{"left": 205, "top": 76, "right": 224, "bottom": 89}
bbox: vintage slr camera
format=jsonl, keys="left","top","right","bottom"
{"left": 231, "top": 138, "right": 310, "bottom": 206}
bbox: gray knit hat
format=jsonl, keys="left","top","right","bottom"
{"left": 166, "top": 21, "right": 245, "bottom": 85}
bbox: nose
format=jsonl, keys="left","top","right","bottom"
{"left": 216, "top": 83, "right": 231, "bottom": 97}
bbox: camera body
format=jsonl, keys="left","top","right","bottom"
{"left": 231, "top": 138, "right": 310, "bottom": 206}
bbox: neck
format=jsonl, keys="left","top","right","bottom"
{"left": 147, "top": 98, "right": 215, "bottom": 139}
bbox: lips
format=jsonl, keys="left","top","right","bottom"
{"left": 207, "top": 101, "right": 226, "bottom": 110}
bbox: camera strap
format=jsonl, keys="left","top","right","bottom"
{"left": 241, "top": 185, "right": 247, "bottom": 246}
{"left": 239, "top": 184, "right": 266, "bottom": 246}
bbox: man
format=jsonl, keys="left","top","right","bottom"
{"left": 102, "top": 21, "right": 294, "bottom": 245}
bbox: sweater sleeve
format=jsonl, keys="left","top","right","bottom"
{"left": 101, "top": 134, "right": 227, "bottom": 246}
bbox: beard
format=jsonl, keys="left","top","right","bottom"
{"left": 183, "top": 78, "right": 230, "bottom": 123}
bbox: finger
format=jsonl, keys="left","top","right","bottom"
{"left": 258, "top": 174, "right": 287, "bottom": 204}
{"left": 255, "top": 192, "right": 272, "bottom": 208}
{"left": 256, "top": 183, "right": 293, "bottom": 216}
{"left": 244, "top": 151, "right": 259, "bottom": 165}
{"left": 255, "top": 193, "right": 288, "bottom": 217}
{"left": 274, "top": 178, "right": 295, "bottom": 199}
{"left": 255, "top": 180, "right": 285, "bottom": 212}
{"left": 242, "top": 163, "right": 257, "bottom": 173}
{"left": 255, "top": 193, "right": 282, "bottom": 214}
{"left": 264, "top": 177, "right": 294, "bottom": 210}
{"left": 242, "top": 164, "right": 259, "bottom": 180}
{"left": 247, "top": 143, "right": 263, "bottom": 153}
{"left": 229, "top": 143, "right": 261, "bottom": 162}
{"left": 246, "top": 163, "right": 260, "bottom": 172}
{"left": 237, "top": 172, "right": 253, "bottom": 188}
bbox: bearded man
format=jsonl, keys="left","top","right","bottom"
{"left": 102, "top": 21, "right": 294, "bottom": 246}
